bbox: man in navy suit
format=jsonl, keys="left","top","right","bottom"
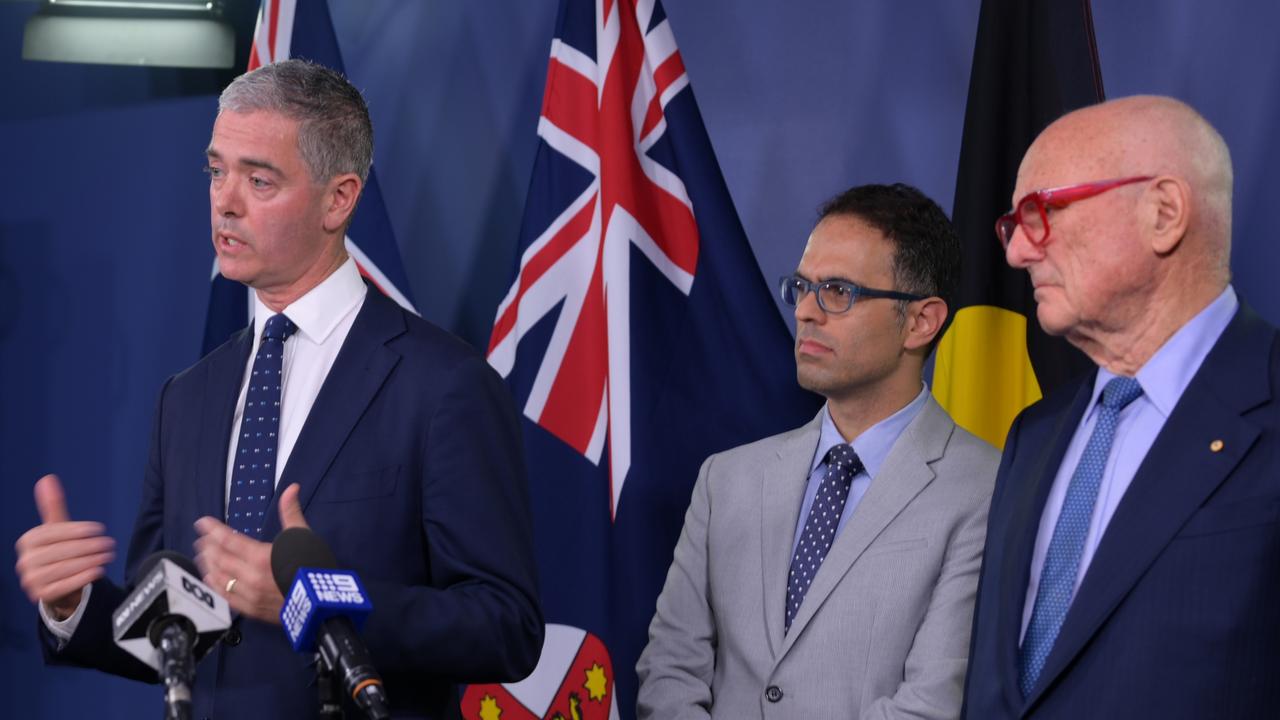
{"left": 963, "top": 94, "right": 1280, "bottom": 718}
{"left": 14, "top": 59, "right": 543, "bottom": 718}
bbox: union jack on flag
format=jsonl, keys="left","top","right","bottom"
{"left": 203, "top": 0, "right": 416, "bottom": 353}
{"left": 476, "top": 0, "right": 818, "bottom": 716}
{"left": 487, "top": 0, "right": 699, "bottom": 519}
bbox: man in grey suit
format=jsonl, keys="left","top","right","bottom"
{"left": 637, "top": 183, "right": 999, "bottom": 719}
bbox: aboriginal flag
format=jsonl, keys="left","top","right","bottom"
{"left": 932, "top": 0, "right": 1101, "bottom": 447}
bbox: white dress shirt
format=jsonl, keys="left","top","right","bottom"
{"left": 43, "top": 257, "right": 368, "bottom": 640}
{"left": 223, "top": 257, "right": 367, "bottom": 502}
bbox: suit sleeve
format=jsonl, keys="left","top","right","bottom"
{"left": 358, "top": 355, "right": 544, "bottom": 682}
{"left": 38, "top": 378, "right": 176, "bottom": 683}
{"left": 864, "top": 448, "right": 997, "bottom": 720}
{"left": 961, "top": 412, "right": 1023, "bottom": 720}
{"left": 635, "top": 454, "right": 717, "bottom": 720}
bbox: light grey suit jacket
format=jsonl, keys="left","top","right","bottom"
{"left": 637, "top": 396, "right": 999, "bottom": 719}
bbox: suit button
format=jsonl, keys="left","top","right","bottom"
{"left": 223, "top": 628, "right": 242, "bottom": 646}
{"left": 764, "top": 685, "right": 783, "bottom": 703}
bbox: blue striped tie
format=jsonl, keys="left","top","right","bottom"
{"left": 226, "top": 313, "right": 297, "bottom": 538}
{"left": 1019, "top": 376, "right": 1144, "bottom": 697}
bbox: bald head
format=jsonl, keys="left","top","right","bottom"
{"left": 1021, "top": 95, "right": 1233, "bottom": 273}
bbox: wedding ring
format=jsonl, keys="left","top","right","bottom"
{"left": 225, "top": 577, "right": 238, "bottom": 594}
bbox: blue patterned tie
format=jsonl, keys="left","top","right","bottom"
{"left": 1019, "top": 376, "right": 1144, "bottom": 697}
{"left": 226, "top": 313, "right": 297, "bottom": 539}
{"left": 785, "top": 443, "right": 863, "bottom": 632}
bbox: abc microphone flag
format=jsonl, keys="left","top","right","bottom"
{"left": 112, "top": 551, "right": 231, "bottom": 670}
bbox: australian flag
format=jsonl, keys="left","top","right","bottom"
{"left": 472, "top": 1, "right": 820, "bottom": 717}
{"left": 202, "top": 0, "right": 417, "bottom": 354}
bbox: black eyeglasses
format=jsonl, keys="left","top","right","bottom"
{"left": 779, "top": 274, "right": 926, "bottom": 314}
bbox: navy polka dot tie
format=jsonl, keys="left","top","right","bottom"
{"left": 785, "top": 443, "right": 863, "bottom": 633}
{"left": 1019, "top": 376, "right": 1143, "bottom": 697}
{"left": 226, "top": 313, "right": 297, "bottom": 539}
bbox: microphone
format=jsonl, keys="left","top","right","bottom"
{"left": 112, "top": 551, "right": 231, "bottom": 720}
{"left": 271, "top": 527, "right": 391, "bottom": 720}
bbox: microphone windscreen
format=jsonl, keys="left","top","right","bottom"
{"left": 270, "top": 527, "right": 338, "bottom": 594}
{"left": 130, "top": 550, "right": 199, "bottom": 590}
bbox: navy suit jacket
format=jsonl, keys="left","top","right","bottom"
{"left": 964, "top": 304, "right": 1280, "bottom": 719}
{"left": 40, "top": 285, "right": 544, "bottom": 719}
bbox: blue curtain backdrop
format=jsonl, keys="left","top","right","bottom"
{"left": 2, "top": 1, "right": 1279, "bottom": 716}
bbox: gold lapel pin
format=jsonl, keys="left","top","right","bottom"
{"left": 1209, "top": 439, "right": 1224, "bottom": 453}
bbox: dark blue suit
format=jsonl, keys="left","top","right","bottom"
{"left": 40, "top": 285, "right": 544, "bottom": 719}
{"left": 964, "top": 305, "right": 1280, "bottom": 718}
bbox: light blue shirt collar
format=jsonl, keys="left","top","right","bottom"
{"left": 809, "top": 384, "right": 931, "bottom": 480}
{"left": 1091, "top": 286, "right": 1238, "bottom": 416}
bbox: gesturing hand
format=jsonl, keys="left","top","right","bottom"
{"left": 194, "top": 483, "right": 309, "bottom": 624}
{"left": 14, "top": 474, "right": 116, "bottom": 620}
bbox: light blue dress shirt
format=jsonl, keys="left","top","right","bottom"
{"left": 1019, "top": 286, "right": 1239, "bottom": 641}
{"left": 791, "top": 385, "right": 930, "bottom": 554}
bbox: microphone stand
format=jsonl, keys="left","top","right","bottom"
{"left": 316, "top": 625, "right": 391, "bottom": 719}
{"left": 315, "top": 652, "right": 345, "bottom": 720}
{"left": 155, "top": 621, "right": 195, "bottom": 720}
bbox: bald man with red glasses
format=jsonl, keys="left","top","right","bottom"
{"left": 963, "top": 95, "right": 1280, "bottom": 719}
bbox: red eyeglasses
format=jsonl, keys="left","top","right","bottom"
{"left": 995, "top": 175, "right": 1154, "bottom": 248}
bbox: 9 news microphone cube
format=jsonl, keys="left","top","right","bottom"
{"left": 280, "top": 567, "right": 373, "bottom": 652}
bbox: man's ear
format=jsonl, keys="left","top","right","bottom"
{"left": 322, "top": 173, "right": 363, "bottom": 233}
{"left": 904, "top": 297, "right": 948, "bottom": 352}
{"left": 1149, "top": 175, "right": 1191, "bottom": 255}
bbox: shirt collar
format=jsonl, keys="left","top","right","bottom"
{"left": 251, "top": 256, "right": 367, "bottom": 344}
{"left": 810, "top": 384, "right": 930, "bottom": 480}
{"left": 1092, "top": 285, "right": 1238, "bottom": 416}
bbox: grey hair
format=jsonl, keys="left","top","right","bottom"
{"left": 218, "top": 58, "right": 373, "bottom": 183}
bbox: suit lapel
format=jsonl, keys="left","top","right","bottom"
{"left": 1027, "top": 307, "right": 1273, "bottom": 708}
{"left": 779, "top": 397, "right": 950, "bottom": 658}
{"left": 259, "top": 287, "right": 406, "bottom": 539}
{"left": 196, "top": 327, "right": 254, "bottom": 524}
{"left": 761, "top": 412, "right": 825, "bottom": 658}
{"left": 996, "top": 375, "right": 1094, "bottom": 714}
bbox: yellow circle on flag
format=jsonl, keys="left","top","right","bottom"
{"left": 932, "top": 305, "right": 1042, "bottom": 449}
